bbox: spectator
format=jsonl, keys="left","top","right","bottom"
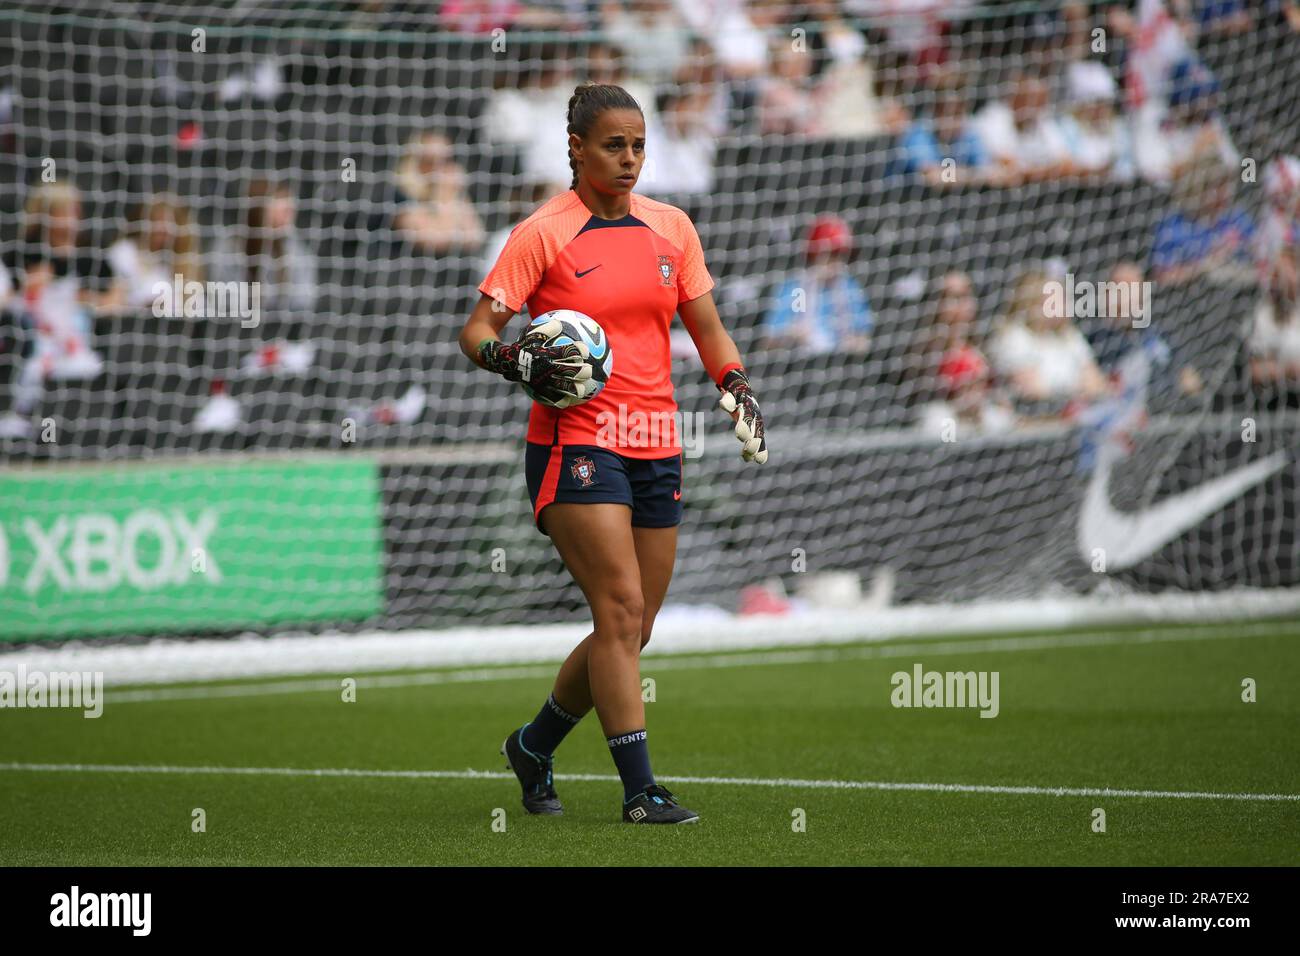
{"left": 1059, "top": 61, "right": 1136, "bottom": 182}
{"left": 911, "top": 276, "right": 1022, "bottom": 435}
{"left": 1114, "top": 0, "right": 1192, "bottom": 120}
{"left": 201, "top": 179, "right": 319, "bottom": 433}
{"left": 0, "top": 183, "right": 107, "bottom": 439}
{"left": 916, "top": 352, "right": 1017, "bottom": 439}
{"left": 974, "top": 73, "right": 1078, "bottom": 185}
{"left": 584, "top": 42, "right": 656, "bottom": 133}
{"left": 895, "top": 67, "right": 991, "bottom": 185}
{"left": 1086, "top": 261, "right": 1203, "bottom": 403}
{"left": 760, "top": 215, "right": 872, "bottom": 355}
{"left": 672, "top": 36, "right": 730, "bottom": 136}
{"left": 912, "top": 270, "right": 1014, "bottom": 436}
{"left": 480, "top": 49, "right": 575, "bottom": 192}
{"left": 1256, "top": 154, "right": 1300, "bottom": 283}
{"left": 673, "top": 0, "right": 769, "bottom": 81}
{"left": 1134, "top": 56, "right": 1239, "bottom": 184}
{"left": 923, "top": 271, "right": 989, "bottom": 394}
{"left": 439, "top": 0, "right": 572, "bottom": 34}
{"left": 1190, "top": 0, "right": 1253, "bottom": 37}
{"left": 845, "top": 0, "right": 976, "bottom": 82}
{"left": 1052, "top": 1, "right": 1095, "bottom": 68}
{"left": 211, "top": 178, "right": 317, "bottom": 314}
{"left": 600, "top": 0, "right": 691, "bottom": 85}
{"left": 1151, "top": 151, "right": 1254, "bottom": 286}
{"left": 392, "top": 131, "right": 486, "bottom": 255}
{"left": 990, "top": 267, "right": 1108, "bottom": 410}
{"left": 1248, "top": 246, "right": 1300, "bottom": 399}
{"left": 759, "top": 35, "right": 818, "bottom": 137}
{"left": 107, "top": 193, "right": 205, "bottom": 313}
{"left": 639, "top": 88, "right": 717, "bottom": 197}
{"left": 804, "top": 1, "right": 887, "bottom": 140}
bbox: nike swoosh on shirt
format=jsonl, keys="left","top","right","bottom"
{"left": 575, "top": 265, "right": 602, "bottom": 278}
{"left": 1077, "top": 444, "right": 1288, "bottom": 570}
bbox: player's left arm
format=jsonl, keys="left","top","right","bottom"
{"left": 678, "top": 291, "right": 768, "bottom": 464}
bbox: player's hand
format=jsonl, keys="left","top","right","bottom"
{"left": 479, "top": 323, "right": 593, "bottom": 400}
{"left": 717, "top": 367, "right": 767, "bottom": 464}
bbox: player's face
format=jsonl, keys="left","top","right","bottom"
{"left": 576, "top": 108, "right": 645, "bottom": 196}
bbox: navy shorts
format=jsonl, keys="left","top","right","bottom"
{"left": 524, "top": 442, "right": 683, "bottom": 536}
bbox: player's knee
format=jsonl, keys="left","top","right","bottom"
{"left": 594, "top": 587, "right": 644, "bottom": 645}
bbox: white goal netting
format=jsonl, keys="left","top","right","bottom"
{"left": 0, "top": 0, "right": 1297, "bottom": 639}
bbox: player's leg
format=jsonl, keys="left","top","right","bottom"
{"left": 501, "top": 500, "right": 639, "bottom": 815}
{"left": 547, "top": 445, "right": 680, "bottom": 706}
{"left": 547, "top": 502, "right": 693, "bottom": 821}
{"left": 631, "top": 524, "right": 678, "bottom": 649}
{"left": 502, "top": 448, "right": 631, "bottom": 814}
{"left": 501, "top": 504, "right": 634, "bottom": 816}
{"left": 604, "top": 453, "right": 695, "bottom": 821}
{"left": 545, "top": 523, "right": 675, "bottom": 713}
{"left": 544, "top": 502, "right": 646, "bottom": 736}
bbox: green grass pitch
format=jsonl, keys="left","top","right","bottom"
{"left": 1, "top": 620, "right": 1297, "bottom": 866}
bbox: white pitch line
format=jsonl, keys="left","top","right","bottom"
{"left": 104, "top": 621, "right": 1298, "bottom": 704}
{"left": 0, "top": 761, "right": 1296, "bottom": 802}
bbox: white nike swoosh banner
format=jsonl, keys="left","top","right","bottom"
{"left": 1077, "top": 445, "right": 1289, "bottom": 570}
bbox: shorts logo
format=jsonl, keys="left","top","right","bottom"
{"left": 657, "top": 255, "right": 675, "bottom": 287}
{"left": 570, "top": 456, "right": 597, "bottom": 486}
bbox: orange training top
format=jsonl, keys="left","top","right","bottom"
{"left": 478, "top": 190, "right": 714, "bottom": 459}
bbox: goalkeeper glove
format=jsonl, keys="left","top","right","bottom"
{"left": 478, "top": 320, "right": 593, "bottom": 404}
{"left": 716, "top": 366, "right": 768, "bottom": 464}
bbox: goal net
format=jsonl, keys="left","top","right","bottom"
{"left": 1, "top": 0, "right": 1297, "bottom": 640}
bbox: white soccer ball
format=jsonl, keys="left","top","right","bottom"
{"left": 521, "top": 310, "right": 614, "bottom": 409}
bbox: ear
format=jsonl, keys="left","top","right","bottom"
{"left": 568, "top": 131, "right": 583, "bottom": 165}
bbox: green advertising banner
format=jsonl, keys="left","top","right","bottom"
{"left": 0, "top": 459, "right": 385, "bottom": 640}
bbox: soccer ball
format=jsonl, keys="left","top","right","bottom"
{"left": 521, "top": 310, "right": 613, "bottom": 409}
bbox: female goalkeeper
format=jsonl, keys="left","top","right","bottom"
{"left": 458, "top": 82, "right": 767, "bottom": 824}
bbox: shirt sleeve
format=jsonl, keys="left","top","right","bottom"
{"left": 675, "top": 212, "right": 714, "bottom": 304}
{"left": 478, "top": 220, "right": 548, "bottom": 313}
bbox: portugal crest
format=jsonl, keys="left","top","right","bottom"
{"left": 657, "top": 255, "right": 675, "bottom": 287}
{"left": 570, "top": 455, "right": 597, "bottom": 486}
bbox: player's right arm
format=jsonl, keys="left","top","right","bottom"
{"left": 458, "top": 293, "right": 592, "bottom": 403}
{"left": 459, "top": 292, "right": 516, "bottom": 370}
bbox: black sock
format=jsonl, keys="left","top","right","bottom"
{"left": 607, "top": 729, "right": 654, "bottom": 801}
{"left": 520, "top": 693, "right": 583, "bottom": 758}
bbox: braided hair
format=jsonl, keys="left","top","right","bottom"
{"left": 566, "top": 82, "right": 643, "bottom": 190}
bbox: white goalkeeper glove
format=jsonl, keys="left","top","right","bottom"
{"left": 716, "top": 366, "right": 768, "bottom": 464}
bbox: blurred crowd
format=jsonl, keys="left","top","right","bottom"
{"left": 0, "top": 0, "right": 1298, "bottom": 445}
